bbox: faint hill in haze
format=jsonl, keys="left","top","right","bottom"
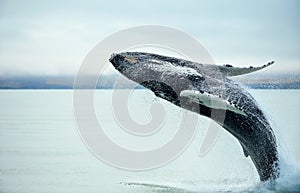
{"left": 0, "top": 74, "right": 142, "bottom": 89}
{"left": 231, "top": 73, "right": 300, "bottom": 89}
{"left": 1, "top": 73, "right": 300, "bottom": 89}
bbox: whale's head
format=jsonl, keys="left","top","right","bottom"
{"left": 110, "top": 51, "right": 274, "bottom": 100}
{"left": 110, "top": 52, "right": 205, "bottom": 84}
{"left": 110, "top": 52, "right": 206, "bottom": 105}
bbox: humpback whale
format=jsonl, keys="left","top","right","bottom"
{"left": 110, "top": 52, "right": 279, "bottom": 181}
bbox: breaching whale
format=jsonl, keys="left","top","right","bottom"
{"left": 110, "top": 52, "right": 279, "bottom": 181}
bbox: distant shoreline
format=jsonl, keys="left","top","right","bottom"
{"left": 0, "top": 85, "right": 300, "bottom": 90}
{"left": 1, "top": 74, "right": 300, "bottom": 89}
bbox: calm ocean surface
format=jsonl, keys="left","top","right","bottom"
{"left": 0, "top": 89, "right": 299, "bottom": 193}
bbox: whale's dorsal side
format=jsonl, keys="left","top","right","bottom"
{"left": 212, "top": 61, "right": 274, "bottom": 76}
{"left": 180, "top": 90, "right": 247, "bottom": 116}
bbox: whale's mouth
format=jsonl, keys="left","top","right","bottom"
{"left": 141, "top": 80, "right": 180, "bottom": 106}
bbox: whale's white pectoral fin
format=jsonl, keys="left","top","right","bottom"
{"left": 218, "top": 61, "right": 274, "bottom": 76}
{"left": 180, "top": 90, "right": 247, "bottom": 116}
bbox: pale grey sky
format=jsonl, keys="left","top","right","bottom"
{"left": 0, "top": 0, "right": 299, "bottom": 76}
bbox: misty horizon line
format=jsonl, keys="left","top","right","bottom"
{"left": 1, "top": 71, "right": 300, "bottom": 77}
{"left": 1, "top": 72, "right": 300, "bottom": 89}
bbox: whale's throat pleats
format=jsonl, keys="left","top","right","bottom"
{"left": 141, "top": 80, "right": 180, "bottom": 106}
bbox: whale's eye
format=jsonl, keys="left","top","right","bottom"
{"left": 187, "top": 74, "right": 205, "bottom": 82}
